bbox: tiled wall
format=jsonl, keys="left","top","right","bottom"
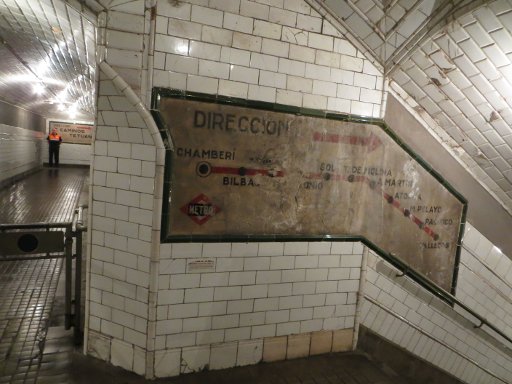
{"left": 361, "top": 222, "right": 512, "bottom": 383}
{"left": 154, "top": 241, "right": 362, "bottom": 376}
{"left": 457, "top": 223, "right": 512, "bottom": 341}
{"left": 0, "top": 101, "right": 46, "bottom": 187}
{"left": 154, "top": 0, "right": 383, "bottom": 117}
{"left": 88, "top": 0, "right": 512, "bottom": 381}
{"left": 42, "top": 141, "right": 92, "bottom": 166}
{"left": 0, "top": 124, "right": 44, "bottom": 187}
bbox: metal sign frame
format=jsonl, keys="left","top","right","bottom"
{"left": 151, "top": 88, "right": 468, "bottom": 296}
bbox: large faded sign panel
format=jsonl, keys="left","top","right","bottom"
{"left": 159, "top": 97, "right": 465, "bottom": 291}
{"left": 49, "top": 121, "right": 93, "bottom": 144}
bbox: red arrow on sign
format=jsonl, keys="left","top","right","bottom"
{"left": 313, "top": 132, "right": 382, "bottom": 152}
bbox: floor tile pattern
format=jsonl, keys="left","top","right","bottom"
{"left": 0, "top": 168, "right": 88, "bottom": 383}
{"left": 0, "top": 258, "right": 62, "bottom": 383}
{"left": 0, "top": 167, "right": 88, "bottom": 224}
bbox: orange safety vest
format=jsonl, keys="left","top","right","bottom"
{"left": 48, "top": 132, "right": 62, "bottom": 142}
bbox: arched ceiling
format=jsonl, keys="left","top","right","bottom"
{"left": 318, "top": 0, "right": 512, "bottom": 214}
{"left": 0, "top": 0, "right": 96, "bottom": 121}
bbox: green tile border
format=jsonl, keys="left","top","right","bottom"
{"left": 151, "top": 88, "right": 468, "bottom": 296}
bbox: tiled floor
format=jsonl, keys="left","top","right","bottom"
{"left": 0, "top": 167, "right": 87, "bottom": 383}
{"left": 0, "top": 167, "right": 410, "bottom": 383}
{"left": 0, "top": 259, "right": 62, "bottom": 383}
{"left": 0, "top": 167, "right": 88, "bottom": 224}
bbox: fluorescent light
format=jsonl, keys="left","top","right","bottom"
{"left": 33, "top": 83, "right": 45, "bottom": 95}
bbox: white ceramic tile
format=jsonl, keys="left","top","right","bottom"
{"left": 308, "top": 32, "right": 333, "bottom": 51}
{"left": 165, "top": 54, "right": 199, "bottom": 74}
{"left": 230, "top": 65, "right": 260, "bottom": 84}
{"left": 248, "top": 84, "right": 277, "bottom": 102}
{"left": 167, "top": 19, "right": 202, "bottom": 40}
{"left": 214, "top": 286, "right": 242, "bottom": 301}
{"left": 276, "top": 89, "right": 303, "bottom": 107}
{"left": 198, "top": 60, "right": 230, "bottom": 79}
{"left": 210, "top": 342, "right": 238, "bottom": 369}
{"left": 191, "top": 5, "right": 223, "bottom": 27}
{"left": 220, "top": 47, "right": 251, "bottom": 66}
{"left": 229, "top": 271, "right": 257, "bottom": 285}
{"left": 240, "top": 0, "right": 270, "bottom": 20}
{"left": 313, "top": 80, "right": 337, "bottom": 97}
{"left": 155, "top": 34, "right": 189, "bottom": 55}
{"left": 214, "top": 256, "right": 243, "bottom": 271}
{"left": 305, "top": 63, "right": 331, "bottom": 81}
{"left": 232, "top": 32, "right": 262, "bottom": 52}
{"left": 181, "top": 346, "right": 210, "bottom": 373}
{"left": 237, "top": 339, "right": 263, "bottom": 366}
{"left": 303, "top": 94, "right": 327, "bottom": 110}
{"left": 261, "top": 39, "right": 290, "bottom": 58}
{"left": 187, "top": 75, "right": 219, "bottom": 94}
{"left": 189, "top": 41, "right": 221, "bottom": 60}
{"left": 224, "top": 13, "right": 254, "bottom": 34}
{"left": 251, "top": 324, "right": 276, "bottom": 338}
{"left": 242, "top": 284, "right": 269, "bottom": 299}
{"left": 269, "top": 7, "right": 297, "bottom": 27}
{"left": 154, "top": 349, "right": 181, "bottom": 377}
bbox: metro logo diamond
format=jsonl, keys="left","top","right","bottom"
{"left": 181, "top": 194, "right": 221, "bottom": 225}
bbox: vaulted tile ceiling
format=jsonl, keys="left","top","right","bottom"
{"left": 320, "top": 0, "right": 512, "bottom": 214}
{"left": 0, "top": 0, "right": 96, "bottom": 121}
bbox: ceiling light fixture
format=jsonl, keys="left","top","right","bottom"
{"left": 33, "top": 83, "right": 46, "bottom": 95}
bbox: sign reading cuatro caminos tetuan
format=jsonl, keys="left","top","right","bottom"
{"left": 158, "top": 96, "right": 466, "bottom": 292}
{"left": 49, "top": 121, "right": 93, "bottom": 144}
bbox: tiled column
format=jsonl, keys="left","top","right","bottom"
{"left": 86, "top": 3, "right": 165, "bottom": 378}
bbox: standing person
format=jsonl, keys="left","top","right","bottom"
{"left": 47, "top": 128, "right": 62, "bottom": 167}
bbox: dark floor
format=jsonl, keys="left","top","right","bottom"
{"left": 67, "top": 351, "right": 410, "bottom": 384}
{"left": 0, "top": 167, "right": 410, "bottom": 384}
{"left": 0, "top": 167, "right": 88, "bottom": 224}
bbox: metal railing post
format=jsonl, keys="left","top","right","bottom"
{"left": 64, "top": 225, "right": 73, "bottom": 330}
{"left": 74, "top": 225, "right": 83, "bottom": 343}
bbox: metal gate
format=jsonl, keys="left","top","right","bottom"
{"left": 0, "top": 205, "right": 87, "bottom": 343}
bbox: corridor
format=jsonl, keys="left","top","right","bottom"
{"left": 0, "top": 167, "right": 87, "bottom": 383}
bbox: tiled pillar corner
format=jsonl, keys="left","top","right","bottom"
{"left": 154, "top": 349, "right": 180, "bottom": 378}
{"left": 86, "top": 331, "right": 111, "bottom": 362}
{"left": 310, "top": 331, "right": 333, "bottom": 355}
{"left": 332, "top": 329, "right": 354, "bottom": 352}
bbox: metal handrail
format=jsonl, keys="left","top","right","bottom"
{"left": 72, "top": 204, "right": 87, "bottom": 343}
{"left": 365, "top": 296, "right": 510, "bottom": 384}
{"left": 74, "top": 204, "right": 87, "bottom": 231}
{"left": 0, "top": 222, "right": 72, "bottom": 230}
{"left": 365, "top": 240, "right": 512, "bottom": 349}
{"left": 0, "top": 206, "right": 88, "bottom": 344}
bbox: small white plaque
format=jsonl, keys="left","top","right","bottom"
{"left": 187, "top": 258, "right": 215, "bottom": 272}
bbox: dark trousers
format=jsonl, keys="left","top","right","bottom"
{"left": 49, "top": 145, "right": 60, "bottom": 166}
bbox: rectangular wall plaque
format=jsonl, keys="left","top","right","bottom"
{"left": 157, "top": 94, "right": 466, "bottom": 292}
{"left": 49, "top": 121, "right": 93, "bottom": 144}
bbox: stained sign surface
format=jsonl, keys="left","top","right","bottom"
{"left": 159, "top": 97, "right": 465, "bottom": 291}
{"left": 49, "top": 121, "right": 93, "bottom": 144}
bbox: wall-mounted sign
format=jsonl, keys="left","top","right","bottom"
{"left": 49, "top": 121, "right": 93, "bottom": 144}
{"left": 157, "top": 95, "right": 466, "bottom": 292}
